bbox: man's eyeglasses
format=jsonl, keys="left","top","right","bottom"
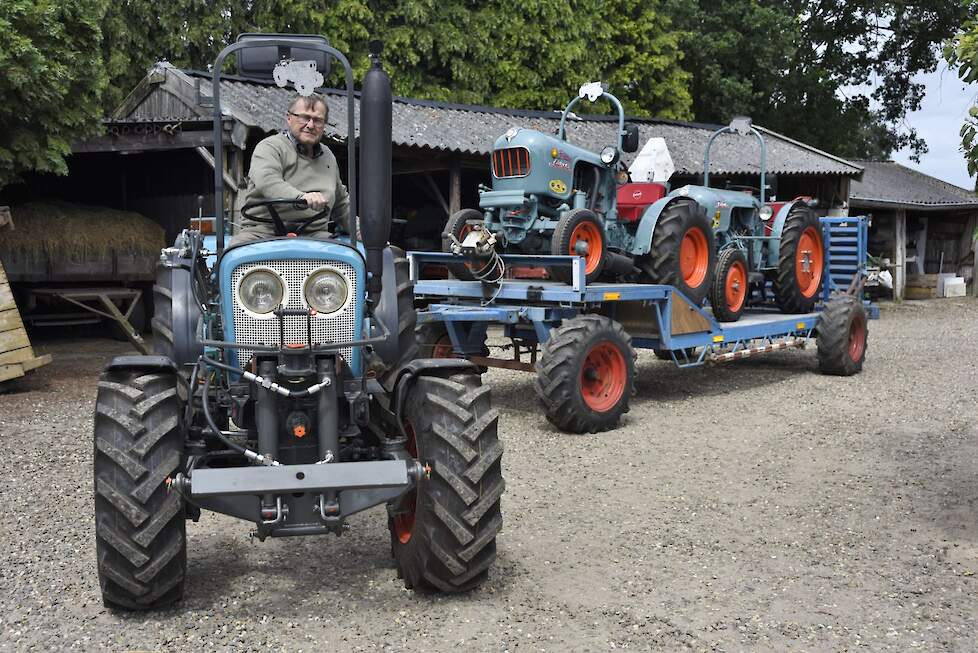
{"left": 288, "top": 111, "right": 326, "bottom": 127}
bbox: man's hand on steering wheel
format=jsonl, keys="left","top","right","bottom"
{"left": 240, "top": 197, "right": 331, "bottom": 237}
{"left": 301, "top": 191, "right": 328, "bottom": 210}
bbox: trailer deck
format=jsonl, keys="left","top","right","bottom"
{"left": 409, "top": 216, "right": 875, "bottom": 432}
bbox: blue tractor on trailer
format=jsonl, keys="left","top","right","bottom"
{"left": 413, "top": 216, "right": 871, "bottom": 434}
{"left": 441, "top": 83, "right": 826, "bottom": 324}
{"left": 91, "top": 36, "right": 504, "bottom": 609}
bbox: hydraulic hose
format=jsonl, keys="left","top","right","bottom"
{"left": 199, "top": 359, "right": 279, "bottom": 466}
{"left": 201, "top": 355, "right": 332, "bottom": 398}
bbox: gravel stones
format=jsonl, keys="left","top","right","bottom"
{"left": 2, "top": 298, "right": 977, "bottom": 650}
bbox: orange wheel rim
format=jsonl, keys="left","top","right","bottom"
{"left": 432, "top": 334, "right": 454, "bottom": 358}
{"left": 848, "top": 314, "right": 866, "bottom": 362}
{"left": 568, "top": 221, "right": 603, "bottom": 275}
{"left": 579, "top": 341, "right": 626, "bottom": 412}
{"left": 725, "top": 259, "right": 747, "bottom": 312}
{"left": 795, "top": 226, "right": 824, "bottom": 298}
{"left": 680, "top": 228, "right": 709, "bottom": 287}
{"left": 394, "top": 423, "right": 419, "bottom": 544}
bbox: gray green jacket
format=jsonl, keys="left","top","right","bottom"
{"left": 241, "top": 132, "right": 351, "bottom": 232}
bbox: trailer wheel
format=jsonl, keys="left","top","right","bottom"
{"left": 389, "top": 370, "right": 503, "bottom": 592}
{"left": 816, "top": 295, "right": 867, "bottom": 375}
{"left": 642, "top": 198, "right": 716, "bottom": 305}
{"left": 550, "top": 209, "right": 606, "bottom": 284}
{"left": 710, "top": 247, "right": 749, "bottom": 322}
{"left": 442, "top": 209, "right": 485, "bottom": 281}
{"left": 94, "top": 370, "right": 186, "bottom": 610}
{"left": 535, "top": 315, "right": 636, "bottom": 433}
{"left": 774, "top": 204, "right": 824, "bottom": 313}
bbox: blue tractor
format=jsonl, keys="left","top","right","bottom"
{"left": 91, "top": 36, "right": 504, "bottom": 609}
{"left": 442, "top": 84, "right": 824, "bottom": 322}
{"left": 667, "top": 117, "right": 825, "bottom": 322}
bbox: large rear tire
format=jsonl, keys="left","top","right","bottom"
{"left": 774, "top": 205, "right": 824, "bottom": 313}
{"left": 642, "top": 198, "right": 716, "bottom": 305}
{"left": 378, "top": 247, "right": 419, "bottom": 389}
{"left": 94, "top": 370, "right": 186, "bottom": 610}
{"left": 417, "top": 322, "right": 490, "bottom": 359}
{"left": 710, "top": 247, "right": 749, "bottom": 322}
{"left": 442, "top": 209, "right": 485, "bottom": 281}
{"left": 389, "top": 370, "right": 504, "bottom": 592}
{"left": 152, "top": 247, "right": 202, "bottom": 369}
{"left": 535, "top": 314, "right": 636, "bottom": 433}
{"left": 816, "top": 295, "right": 867, "bottom": 375}
{"left": 550, "top": 208, "right": 606, "bottom": 284}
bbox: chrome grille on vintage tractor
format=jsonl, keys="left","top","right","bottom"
{"left": 230, "top": 259, "right": 358, "bottom": 365}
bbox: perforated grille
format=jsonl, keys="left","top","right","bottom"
{"left": 230, "top": 259, "right": 358, "bottom": 367}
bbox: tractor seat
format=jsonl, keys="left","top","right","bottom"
{"left": 616, "top": 183, "right": 667, "bottom": 222}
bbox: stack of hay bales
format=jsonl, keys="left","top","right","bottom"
{"left": 0, "top": 200, "right": 164, "bottom": 282}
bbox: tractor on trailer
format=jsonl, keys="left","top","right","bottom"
{"left": 443, "top": 82, "right": 825, "bottom": 322}
{"left": 92, "top": 36, "right": 504, "bottom": 609}
{"left": 413, "top": 217, "right": 872, "bottom": 434}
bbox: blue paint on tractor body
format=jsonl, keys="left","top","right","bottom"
{"left": 218, "top": 238, "right": 366, "bottom": 373}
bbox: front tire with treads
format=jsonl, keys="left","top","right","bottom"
{"left": 94, "top": 371, "right": 186, "bottom": 610}
{"left": 389, "top": 371, "right": 503, "bottom": 592}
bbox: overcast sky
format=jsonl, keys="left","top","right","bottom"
{"left": 891, "top": 64, "right": 977, "bottom": 191}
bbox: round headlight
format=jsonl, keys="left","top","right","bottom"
{"left": 304, "top": 268, "right": 348, "bottom": 314}
{"left": 238, "top": 269, "right": 284, "bottom": 314}
{"left": 600, "top": 145, "right": 619, "bottom": 165}
{"left": 759, "top": 205, "right": 774, "bottom": 221}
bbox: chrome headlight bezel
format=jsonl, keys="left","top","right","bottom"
{"left": 303, "top": 266, "right": 350, "bottom": 315}
{"left": 600, "top": 145, "right": 620, "bottom": 166}
{"left": 236, "top": 267, "right": 286, "bottom": 316}
{"left": 759, "top": 205, "right": 775, "bottom": 221}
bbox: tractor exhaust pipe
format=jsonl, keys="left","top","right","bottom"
{"left": 359, "top": 40, "right": 392, "bottom": 303}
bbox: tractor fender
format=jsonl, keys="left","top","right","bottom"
{"left": 104, "top": 355, "right": 179, "bottom": 374}
{"left": 765, "top": 200, "right": 804, "bottom": 266}
{"left": 628, "top": 196, "right": 691, "bottom": 256}
{"left": 369, "top": 247, "right": 402, "bottom": 366}
{"left": 390, "top": 358, "right": 479, "bottom": 421}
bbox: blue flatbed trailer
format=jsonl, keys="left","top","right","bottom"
{"left": 410, "top": 216, "right": 876, "bottom": 432}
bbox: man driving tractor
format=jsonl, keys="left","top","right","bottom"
{"left": 231, "top": 92, "right": 351, "bottom": 244}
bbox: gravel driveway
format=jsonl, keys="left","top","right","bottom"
{"left": 2, "top": 298, "right": 977, "bottom": 651}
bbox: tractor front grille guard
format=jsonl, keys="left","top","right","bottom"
{"left": 492, "top": 147, "right": 531, "bottom": 178}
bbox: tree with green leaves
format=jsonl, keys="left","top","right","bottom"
{"left": 100, "top": 0, "right": 692, "bottom": 119}
{"left": 668, "top": 0, "right": 976, "bottom": 161}
{"left": 0, "top": 0, "right": 108, "bottom": 189}
{"left": 945, "top": 18, "right": 978, "bottom": 185}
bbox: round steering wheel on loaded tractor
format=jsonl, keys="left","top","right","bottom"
{"left": 240, "top": 197, "right": 332, "bottom": 237}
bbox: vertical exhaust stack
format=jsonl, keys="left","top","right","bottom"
{"left": 359, "top": 40, "right": 392, "bottom": 304}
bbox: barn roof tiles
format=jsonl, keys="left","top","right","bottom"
{"left": 120, "top": 64, "right": 864, "bottom": 178}
{"left": 849, "top": 161, "right": 978, "bottom": 210}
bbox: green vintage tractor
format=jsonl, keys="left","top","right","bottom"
{"left": 443, "top": 85, "right": 824, "bottom": 321}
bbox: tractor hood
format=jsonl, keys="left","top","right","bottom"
{"left": 669, "top": 185, "right": 760, "bottom": 218}
{"left": 489, "top": 128, "right": 605, "bottom": 202}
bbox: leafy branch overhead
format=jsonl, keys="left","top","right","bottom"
{"left": 945, "top": 18, "right": 978, "bottom": 180}
{"left": 1, "top": 0, "right": 975, "bottom": 189}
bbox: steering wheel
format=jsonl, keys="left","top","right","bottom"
{"left": 726, "top": 184, "right": 762, "bottom": 197}
{"left": 240, "top": 198, "right": 331, "bottom": 236}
